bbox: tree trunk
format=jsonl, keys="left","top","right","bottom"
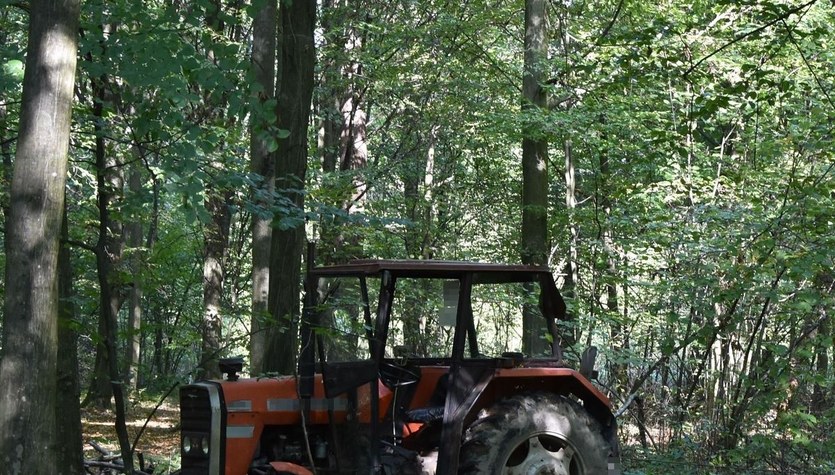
{"left": 86, "top": 65, "right": 126, "bottom": 408}
{"left": 561, "top": 138, "right": 578, "bottom": 347}
{"left": 521, "top": 0, "right": 549, "bottom": 356}
{"left": 264, "top": 0, "right": 316, "bottom": 375}
{"left": 87, "top": 36, "right": 133, "bottom": 470}
{"left": 250, "top": 0, "right": 277, "bottom": 376}
{"left": 319, "top": 0, "right": 368, "bottom": 265}
{"left": 197, "top": 0, "right": 240, "bottom": 381}
{"left": 0, "top": 0, "right": 80, "bottom": 471}
{"left": 93, "top": 119, "right": 135, "bottom": 475}
{"left": 811, "top": 272, "right": 833, "bottom": 415}
{"left": 599, "top": 118, "right": 627, "bottom": 389}
{"left": 124, "top": 165, "right": 143, "bottom": 391}
{"left": 201, "top": 190, "right": 232, "bottom": 379}
{"left": 1, "top": 101, "right": 10, "bottom": 224}
{"left": 56, "top": 203, "right": 84, "bottom": 475}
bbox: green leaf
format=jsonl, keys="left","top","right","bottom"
{"left": 3, "top": 59, "right": 24, "bottom": 81}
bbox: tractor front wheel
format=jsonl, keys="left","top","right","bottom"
{"left": 459, "top": 392, "right": 610, "bottom": 475}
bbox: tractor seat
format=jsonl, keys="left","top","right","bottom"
{"left": 405, "top": 406, "right": 445, "bottom": 423}
{"left": 404, "top": 373, "right": 449, "bottom": 424}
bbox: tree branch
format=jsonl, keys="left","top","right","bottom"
{"left": 595, "top": 0, "right": 625, "bottom": 47}
{"left": 781, "top": 18, "right": 835, "bottom": 112}
{"left": 684, "top": 0, "right": 819, "bottom": 77}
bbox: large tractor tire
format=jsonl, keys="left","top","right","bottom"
{"left": 459, "top": 392, "right": 610, "bottom": 475}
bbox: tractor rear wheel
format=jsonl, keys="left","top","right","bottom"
{"left": 459, "top": 392, "right": 610, "bottom": 475}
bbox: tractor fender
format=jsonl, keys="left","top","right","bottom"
{"left": 269, "top": 461, "right": 315, "bottom": 475}
{"left": 474, "top": 367, "right": 616, "bottom": 436}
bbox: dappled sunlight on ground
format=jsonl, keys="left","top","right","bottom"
{"left": 82, "top": 400, "right": 182, "bottom": 472}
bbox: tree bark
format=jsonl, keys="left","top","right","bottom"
{"left": 0, "top": 0, "right": 81, "bottom": 471}
{"left": 521, "top": 0, "right": 549, "bottom": 356}
{"left": 264, "top": 0, "right": 316, "bottom": 375}
{"left": 250, "top": 0, "right": 277, "bottom": 376}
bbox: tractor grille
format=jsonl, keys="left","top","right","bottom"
{"left": 181, "top": 385, "right": 213, "bottom": 432}
{"left": 180, "top": 385, "right": 212, "bottom": 474}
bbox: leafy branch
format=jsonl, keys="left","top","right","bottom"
{"left": 684, "top": 0, "right": 820, "bottom": 77}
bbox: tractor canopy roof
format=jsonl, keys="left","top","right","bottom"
{"left": 310, "top": 259, "right": 554, "bottom": 284}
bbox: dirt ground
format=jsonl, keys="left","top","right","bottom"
{"left": 82, "top": 400, "right": 181, "bottom": 473}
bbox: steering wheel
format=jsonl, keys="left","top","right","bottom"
{"left": 379, "top": 360, "right": 421, "bottom": 388}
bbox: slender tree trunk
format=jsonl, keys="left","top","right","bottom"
{"left": 811, "top": 272, "right": 833, "bottom": 414}
{"left": 250, "top": 0, "right": 277, "bottom": 376}
{"left": 402, "top": 135, "right": 424, "bottom": 261}
{"left": 124, "top": 165, "right": 143, "bottom": 391}
{"left": 521, "top": 0, "right": 549, "bottom": 355}
{"left": 316, "top": 0, "right": 371, "bottom": 359}
{"left": 0, "top": 101, "right": 10, "bottom": 224}
{"left": 93, "top": 119, "right": 134, "bottom": 475}
{"left": 562, "top": 139, "right": 578, "bottom": 346}
{"left": 599, "top": 119, "right": 627, "bottom": 389}
{"left": 553, "top": 5, "right": 578, "bottom": 349}
{"left": 86, "top": 67, "right": 127, "bottom": 408}
{"left": 0, "top": 0, "right": 80, "bottom": 470}
{"left": 264, "top": 0, "right": 316, "bottom": 375}
{"left": 146, "top": 177, "right": 162, "bottom": 383}
{"left": 201, "top": 190, "right": 232, "bottom": 379}
{"left": 319, "top": 0, "right": 343, "bottom": 181}
{"left": 197, "top": 0, "right": 239, "bottom": 381}
{"left": 811, "top": 309, "right": 831, "bottom": 414}
{"left": 96, "top": 247, "right": 134, "bottom": 474}
{"left": 56, "top": 203, "right": 84, "bottom": 475}
{"left": 319, "top": 0, "right": 368, "bottom": 264}
{"left": 86, "top": 44, "right": 133, "bottom": 470}
{"left": 154, "top": 319, "right": 165, "bottom": 377}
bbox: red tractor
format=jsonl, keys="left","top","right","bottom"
{"left": 178, "top": 260, "right": 620, "bottom": 474}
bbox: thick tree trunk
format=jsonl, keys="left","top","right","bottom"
{"left": 56, "top": 204, "right": 84, "bottom": 475}
{"left": 521, "top": 0, "right": 549, "bottom": 356}
{"left": 264, "top": 0, "right": 316, "bottom": 375}
{"left": 250, "top": 0, "right": 277, "bottom": 376}
{"left": 0, "top": 0, "right": 80, "bottom": 470}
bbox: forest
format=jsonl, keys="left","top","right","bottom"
{"left": 0, "top": 0, "right": 833, "bottom": 473}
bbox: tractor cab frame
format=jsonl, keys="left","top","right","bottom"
{"left": 179, "top": 260, "right": 620, "bottom": 474}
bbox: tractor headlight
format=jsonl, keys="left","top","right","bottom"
{"left": 183, "top": 433, "right": 210, "bottom": 457}
{"left": 182, "top": 436, "right": 192, "bottom": 454}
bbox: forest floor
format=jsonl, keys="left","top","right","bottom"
{"left": 82, "top": 399, "right": 181, "bottom": 473}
